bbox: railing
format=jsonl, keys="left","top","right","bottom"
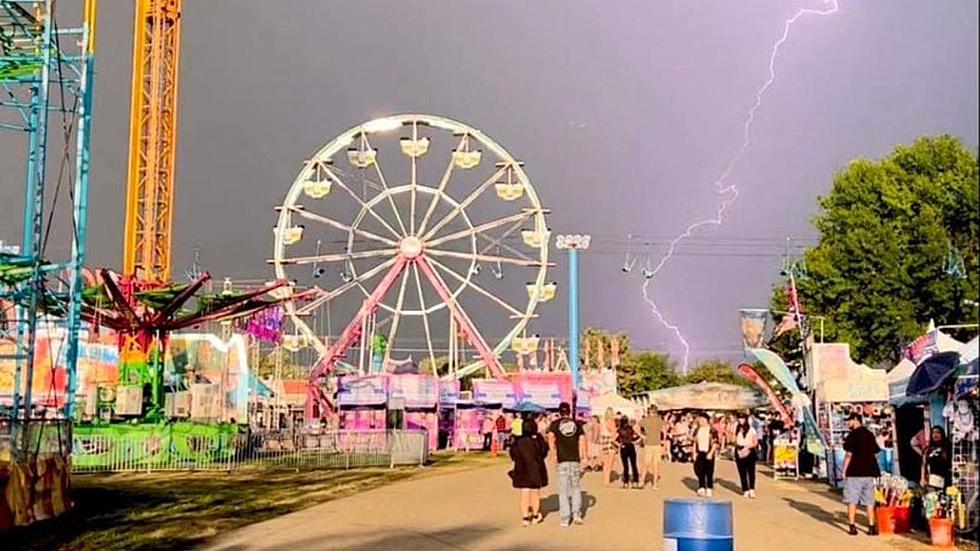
{"left": 70, "top": 428, "right": 429, "bottom": 473}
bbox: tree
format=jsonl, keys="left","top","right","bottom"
{"left": 254, "top": 349, "right": 308, "bottom": 380}
{"left": 771, "top": 136, "right": 978, "bottom": 366}
{"left": 619, "top": 351, "right": 681, "bottom": 396}
{"left": 684, "top": 359, "right": 750, "bottom": 387}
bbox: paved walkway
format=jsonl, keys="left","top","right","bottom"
{"left": 206, "top": 458, "right": 937, "bottom": 551}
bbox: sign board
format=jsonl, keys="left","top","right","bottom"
{"left": 337, "top": 375, "right": 388, "bottom": 407}
{"left": 811, "top": 343, "right": 888, "bottom": 402}
{"left": 115, "top": 385, "right": 143, "bottom": 416}
{"left": 388, "top": 374, "right": 438, "bottom": 409}
{"left": 439, "top": 379, "right": 460, "bottom": 406}
{"left": 519, "top": 381, "right": 562, "bottom": 409}
{"left": 472, "top": 379, "right": 518, "bottom": 409}
{"left": 190, "top": 383, "right": 221, "bottom": 419}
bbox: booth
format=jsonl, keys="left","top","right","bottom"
{"left": 388, "top": 374, "right": 440, "bottom": 451}
{"left": 337, "top": 375, "right": 388, "bottom": 452}
{"left": 809, "top": 343, "right": 893, "bottom": 488}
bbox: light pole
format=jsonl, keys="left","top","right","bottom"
{"left": 556, "top": 234, "right": 590, "bottom": 392}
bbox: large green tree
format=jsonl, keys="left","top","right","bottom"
{"left": 618, "top": 351, "right": 681, "bottom": 396}
{"left": 684, "top": 359, "right": 750, "bottom": 387}
{"left": 772, "top": 136, "right": 978, "bottom": 366}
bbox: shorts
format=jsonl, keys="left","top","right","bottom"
{"left": 843, "top": 477, "right": 876, "bottom": 507}
{"left": 643, "top": 445, "right": 659, "bottom": 463}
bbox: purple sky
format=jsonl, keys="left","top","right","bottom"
{"left": 2, "top": 1, "right": 977, "bottom": 365}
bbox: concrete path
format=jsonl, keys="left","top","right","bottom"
{"left": 206, "top": 458, "right": 937, "bottom": 551}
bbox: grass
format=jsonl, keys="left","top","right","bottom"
{"left": 6, "top": 452, "right": 504, "bottom": 551}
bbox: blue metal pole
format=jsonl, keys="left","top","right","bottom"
{"left": 568, "top": 248, "right": 580, "bottom": 391}
{"left": 65, "top": 48, "right": 95, "bottom": 421}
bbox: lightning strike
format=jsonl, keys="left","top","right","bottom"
{"left": 641, "top": 0, "right": 841, "bottom": 373}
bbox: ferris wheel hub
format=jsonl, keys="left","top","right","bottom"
{"left": 399, "top": 236, "right": 424, "bottom": 259}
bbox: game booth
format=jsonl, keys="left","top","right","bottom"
{"left": 336, "top": 375, "right": 389, "bottom": 452}
{"left": 387, "top": 374, "right": 440, "bottom": 451}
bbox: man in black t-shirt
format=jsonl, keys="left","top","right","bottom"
{"left": 842, "top": 413, "right": 881, "bottom": 536}
{"left": 548, "top": 402, "right": 587, "bottom": 527}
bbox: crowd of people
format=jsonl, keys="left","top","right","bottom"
{"left": 498, "top": 403, "right": 778, "bottom": 527}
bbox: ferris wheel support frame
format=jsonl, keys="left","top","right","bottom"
{"left": 305, "top": 251, "right": 508, "bottom": 419}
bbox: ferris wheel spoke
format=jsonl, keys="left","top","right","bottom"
{"left": 425, "top": 210, "right": 535, "bottom": 249}
{"left": 362, "top": 134, "right": 409, "bottom": 236}
{"left": 410, "top": 122, "right": 419, "bottom": 235}
{"left": 421, "top": 164, "right": 509, "bottom": 241}
{"left": 477, "top": 229, "right": 536, "bottom": 262}
{"left": 416, "top": 133, "right": 468, "bottom": 237}
{"left": 321, "top": 167, "right": 402, "bottom": 239}
{"left": 411, "top": 263, "right": 438, "bottom": 376}
{"left": 285, "top": 206, "right": 399, "bottom": 247}
{"left": 427, "top": 257, "right": 525, "bottom": 318}
{"left": 426, "top": 248, "right": 545, "bottom": 268}
{"left": 382, "top": 267, "right": 412, "bottom": 366}
{"left": 276, "top": 248, "right": 396, "bottom": 266}
{"left": 294, "top": 256, "right": 398, "bottom": 316}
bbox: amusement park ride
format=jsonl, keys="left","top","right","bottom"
{"left": 3, "top": 2, "right": 562, "bottom": 430}
{"left": 271, "top": 114, "right": 557, "bottom": 419}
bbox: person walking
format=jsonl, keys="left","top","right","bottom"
{"left": 509, "top": 417, "right": 549, "bottom": 527}
{"left": 547, "top": 402, "right": 587, "bottom": 527}
{"left": 639, "top": 405, "right": 663, "bottom": 489}
{"left": 693, "top": 412, "right": 717, "bottom": 497}
{"left": 615, "top": 415, "right": 641, "bottom": 489}
{"left": 734, "top": 413, "right": 759, "bottom": 498}
{"left": 842, "top": 413, "right": 880, "bottom": 536}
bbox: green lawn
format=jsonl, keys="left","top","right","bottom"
{"left": 6, "top": 452, "right": 503, "bottom": 551}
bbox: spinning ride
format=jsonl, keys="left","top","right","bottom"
{"left": 271, "top": 115, "right": 553, "bottom": 418}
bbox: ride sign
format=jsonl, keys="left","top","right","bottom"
{"left": 388, "top": 374, "right": 439, "bottom": 408}
{"left": 472, "top": 379, "right": 518, "bottom": 409}
{"left": 337, "top": 375, "right": 388, "bottom": 407}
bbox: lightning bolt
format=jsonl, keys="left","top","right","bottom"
{"left": 641, "top": 0, "right": 841, "bottom": 373}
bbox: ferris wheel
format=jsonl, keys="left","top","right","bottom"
{"left": 272, "top": 114, "right": 553, "bottom": 387}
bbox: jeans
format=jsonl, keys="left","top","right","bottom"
{"left": 620, "top": 444, "right": 639, "bottom": 484}
{"left": 694, "top": 452, "right": 715, "bottom": 489}
{"left": 736, "top": 452, "right": 757, "bottom": 491}
{"left": 557, "top": 461, "right": 583, "bottom": 523}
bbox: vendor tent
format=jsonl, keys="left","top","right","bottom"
{"left": 591, "top": 392, "right": 644, "bottom": 419}
{"left": 644, "top": 382, "right": 766, "bottom": 411}
{"left": 888, "top": 358, "right": 922, "bottom": 404}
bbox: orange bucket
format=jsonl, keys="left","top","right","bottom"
{"left": 929, "top": 517, "right": 955, "bottom": 548}
{"left": 892, "top": 506, "right": 911, "bottom": 534}
{"left": 875, "top": 506, "right": 896, "bottom": 535}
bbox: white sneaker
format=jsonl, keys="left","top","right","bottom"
{"left": 706, "top": 489, "right": 713, "bottom": 497}
{"left": 697, "top": 488, "right": 706, "bottom": 497}
{"left": 749, "top": 490, "right": 756, "bottom": 499}
{"left": 743, "top": 491, "right": 750, "bottom": 498}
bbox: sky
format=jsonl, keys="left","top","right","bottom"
{"left": 1, "top": 0, "right": 978, "bottom": 366}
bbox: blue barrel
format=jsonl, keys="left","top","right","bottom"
{"left": 663, "top": 499, "right": 734, "bottom": 551}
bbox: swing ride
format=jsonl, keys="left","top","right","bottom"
{"left": 270, "top": 114, "right": 555, "bottom": 419}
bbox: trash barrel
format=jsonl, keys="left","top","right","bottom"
{"left": 663, "top": 499, "right": 734, "bottom": 551}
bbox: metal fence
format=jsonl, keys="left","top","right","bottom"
{"left": 69, "top": 428, "right": 430, "bottom": 473}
